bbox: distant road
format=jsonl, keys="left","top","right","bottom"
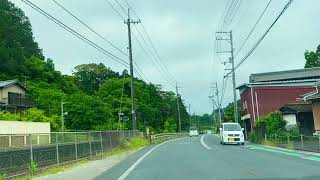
{"left": 96, "top": 134, "right": 320, "bottom": 180}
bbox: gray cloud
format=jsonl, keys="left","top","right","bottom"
{"left": 10, "top": 0, "right": 320, "bottom": 114}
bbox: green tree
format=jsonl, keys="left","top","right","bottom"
{"left": 73, "top": 63, "right": 119, "bottom": 94}
{"left": 222, "top": 100, "right": 241, "bottom": 122}
{"left": 64, "top": 92, "right": 113, "bottom": 130}
{"left": 0, "top": 0, "right": 43, "bottom": 79}
{"left": 304, "top": 45, "right": 320, "bottom": 68}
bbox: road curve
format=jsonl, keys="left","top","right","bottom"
{"left": 95, "top": 134, "right": 320, "bottom": 180}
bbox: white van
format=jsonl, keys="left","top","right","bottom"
{"left": 220, "top": 123, "right": 244, "bottom": 145}
{"left": 189, "top": 126, "right": 199, "bottom": 137}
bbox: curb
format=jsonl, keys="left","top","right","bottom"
{"left": 247, "top": 143, "right": 320, "bottom": 158}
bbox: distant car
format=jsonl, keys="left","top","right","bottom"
{"left": 220, "top": 123, "right": 244, "bottom": 145}
{"left": 189, "top": 127, "right": 199, "bottom": 137}
{"left": 206, "top": 130, "right": 212, "bottom": 134}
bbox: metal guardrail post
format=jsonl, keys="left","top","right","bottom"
{"left": 301, "top": 134, "right": 304, "bottom": 150}
{"left": 29, "top": 134, "right": 33, "bottom": 163}
{"left": 74, "top": 133, "right": 78, "bottom": 160}
{"left": 89, "top": 132, "right": 92, "bottom": 157}
{"left": 287, "top": 135, "right": 290, "bottom": 145}
{"left": 100, "top": 131, "right": 104, "bottom": 154}
{"left": 55, "top": 133, "right": 60, "bottom": 165}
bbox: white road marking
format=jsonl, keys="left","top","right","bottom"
{"left": 117, "top": 138, "right": 180, "bottom": 180}
{"left": 200, "top": 135, "right": 212, "bottom": 150}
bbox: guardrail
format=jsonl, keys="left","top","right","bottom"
{"left": 150, "top": 133, "right": 186, "bottom": 143}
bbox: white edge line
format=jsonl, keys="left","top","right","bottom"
{"left": 117, "top": 138, "right": 181, "bottom": 180}
{"left": 200, "top": 135, "right": 212, "bottom": 150}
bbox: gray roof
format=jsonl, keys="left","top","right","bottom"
{"left": 279, "top": 103, "right": 312, "bottom": 114}
{"left": 249, "top": 67, "right": 320, "bottom": 83}
{"left": 237, "top": 79, "right": 320, "bottom": 90}
{"left": 0, "top": 79, "right": 27, "bottom": 90}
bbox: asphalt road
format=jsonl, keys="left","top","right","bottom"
{"left": 95, "top": 134, "right": 320, "bottom": 180}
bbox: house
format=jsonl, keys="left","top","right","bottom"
{"left": 279, "top": 103, "right": 314, "bottom": 135}
{"left": 0, "top": 79, "right": 34, "bottom": 112}
{"left": 299, "top": 89, "right": 320, "bottom": 134}
{"left": 237, "top": 68, "right": 320, "bottom": 133}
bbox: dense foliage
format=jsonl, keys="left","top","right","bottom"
{"left": 256, "top": 112, "right": 286, "bottom": 135}
{"left": 0, "top": 0, "right": 190, "bottom": 133}
{"left": 304, "top": 45, "right": 320, "bottom": 68}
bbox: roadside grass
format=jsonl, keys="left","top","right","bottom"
{"left": 261, "top": 139, "right": 276, "bottom": 146}
{"left": 286, "top": 142, "right": 294, "bottom": 150}
{"left": 0, "top": 174, "right": 6, "bottom": 180}
{"left": 14, "top": 137, "right": 149, "bottom": 180}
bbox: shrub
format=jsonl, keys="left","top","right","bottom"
{"left": 249, "top": 131, "right": 258, "bottom": 143}
{"left": 30, "top": 161, "right": 37, "bottom": 176}
{"left": 0, "top": 174, "right": 6, "bottom": 180}
{"left": 129, "top": 137, "right": 149, "bottom": 148}
{"left": 286, "top": 125, "right": 300, "bottom": 137}
{"left": 256, "top": 112, "right": 286, "bottom": 135}
{"left": 119, "top": 138, "right": 131, "bottom": 149}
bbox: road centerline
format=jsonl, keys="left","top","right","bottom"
{"left": 200, "top": 134, "right": 212, "bottom": 150}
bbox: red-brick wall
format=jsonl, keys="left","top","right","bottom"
{"left": 240, "top": 86, "right": 315, "bottom": 130}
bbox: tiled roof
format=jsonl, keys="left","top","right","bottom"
{"left": 0, "top": 79, "right": 27, "bottom": 90}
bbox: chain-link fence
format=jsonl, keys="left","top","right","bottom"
{"left": 263, "top": 134, "right": 320, "bottom": 153}
{"left": 0, "top": 130, "right": 139, "bottom": 178}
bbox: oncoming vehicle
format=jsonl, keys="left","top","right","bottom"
{"left": 206, "top": 130, "right": 212, "bottom": 134}
{"left": 189, "top": 126, "right": 199, "bottom": 137}
{"left": 220, "top": 123, "right": 244, "bottom": 145}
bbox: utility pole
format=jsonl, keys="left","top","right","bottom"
{"left": 125, "top": 8, "right": 140, "bottom": 130}
{"left": 176, "top": 83, "right": 181, "bottom": 132}
{"left": 216, "top": 31, "right": 238, "bottom": 123}
{"left": 210, "top": 83, "right": 222, "bottom": 125}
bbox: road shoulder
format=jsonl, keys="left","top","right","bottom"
{"left": 35, "top": 146, "right": 149, "bottom": 180}
{"left": 246, "top": 143, "right": 320, "bottom": 161}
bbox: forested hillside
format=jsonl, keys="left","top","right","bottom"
{"left": 0, "top": 0, "right": 189, "bottom": 133}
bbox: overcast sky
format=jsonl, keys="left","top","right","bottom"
{"left": 10, "top": 0, "right": 320, "bottom": 115}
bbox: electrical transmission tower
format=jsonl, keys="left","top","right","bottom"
{"left": 216, "top": 31, "right": 238, "bottom": 123}
{"left": 125, "top": 8, "right": 140, "bottom": 130}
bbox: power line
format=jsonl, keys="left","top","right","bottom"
{"left": 133, "top": 25, "right": 176, "bottom": 87}
{"left": 234, "top": 0, "right": 273, "bottom": 58}
{"left": 225, "top": 0, "right": 294, "bottom": 77}
{"left": 104, "top": 0, "right": 125, "bottom": 20}
{"left": 52, "top": 0, "right": 127, "bottom": 56}
{"left": 121, "top": 0, "right": 177, "bottom": 84}
{"left": 215, "top": 0, "right": 242, "bottom": 64}
{"left": 105, "top": 0, "right": 176, "bottom": 88}
{"left": 21, "top": 0, "right": 129, "bottom": 67}
{"left": 103, "top": 0, "right": 171, "bottom": 84}
{"left": 52, "top": 0, "right": 150, "bottom": 82}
